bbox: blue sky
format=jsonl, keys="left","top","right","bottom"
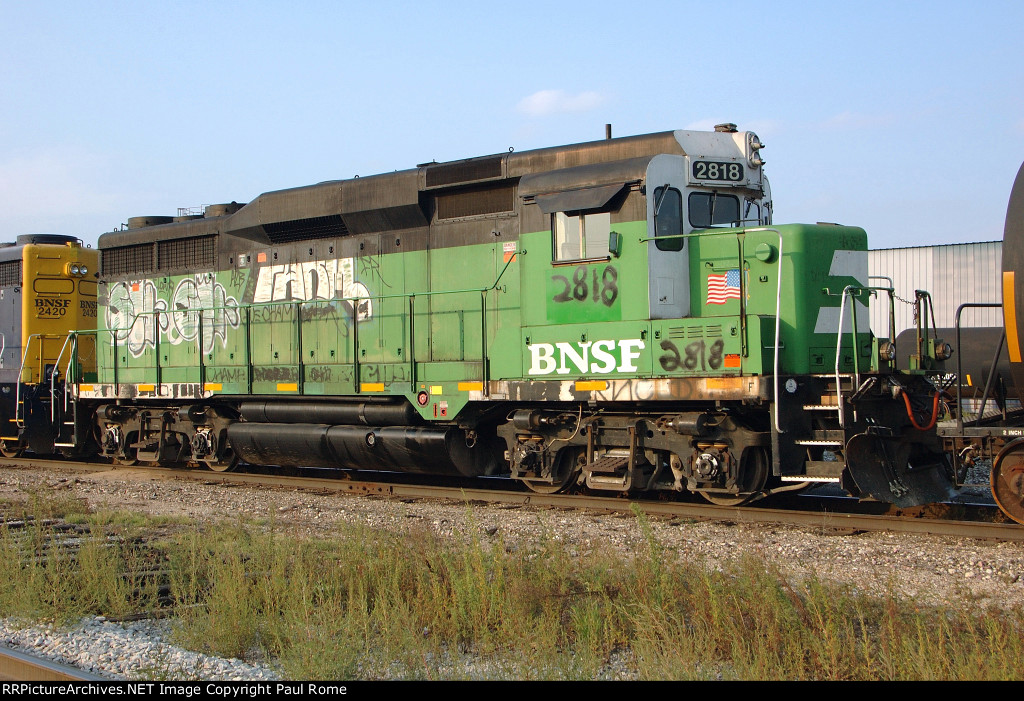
{"left": 1, "top": 1, "right": 1021, "bottom": 249}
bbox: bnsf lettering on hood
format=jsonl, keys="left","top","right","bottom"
{"left": 527, "top": 339, "right": 645, "bottom": 375}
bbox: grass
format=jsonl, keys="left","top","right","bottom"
{"left": 0, "top": 488, "right": 1020, "bottom": 680}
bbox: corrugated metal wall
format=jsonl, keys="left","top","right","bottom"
{"left": 867, "top": 241, "right": 1002, "bottom": 336}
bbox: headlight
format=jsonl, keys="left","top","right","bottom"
{"left": 79, "top": 265, "right": 88, "bottom": 276}
{"left": 879, "top": 341, "right": 896, "bottom": 362}
{"left": 70, "top": 264, "right": 80, "bottom": 276}
{"left": 934, "top": 341, "right": 953, "bottom": 361}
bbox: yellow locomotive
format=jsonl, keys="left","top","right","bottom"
{"left": 0, "top": 234, "right": 97, "bottom": 456}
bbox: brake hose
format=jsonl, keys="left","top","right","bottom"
{"left": 900, "top": 389, "right": 940, "bottom": 431}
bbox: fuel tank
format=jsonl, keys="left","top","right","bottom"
{"left": 227, "top": 422, "right": 503, "bottom": 477}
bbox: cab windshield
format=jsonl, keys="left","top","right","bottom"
{"left": 689, "top": 191, "right": 740, "bottom": 228}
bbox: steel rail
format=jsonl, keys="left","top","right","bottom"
{"left": 3, "top": 457, "right": 1019, "bottom": 543}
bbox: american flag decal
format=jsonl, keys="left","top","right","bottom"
{"left": 706, "top": 269, "right": 741, "bottom": 304}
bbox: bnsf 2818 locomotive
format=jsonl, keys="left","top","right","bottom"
{"left": 5, "top": 126, "right": 958, "bottom": 509}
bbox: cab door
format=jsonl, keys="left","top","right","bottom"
{"left": 646, "top": 155, "right": 690, "bottom": 320}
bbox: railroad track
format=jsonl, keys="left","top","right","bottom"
{"left": 5, "top": 457, "right": 1021, "bottom": 542}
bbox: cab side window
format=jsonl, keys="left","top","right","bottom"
{"left": 653, "top": 186, "right": 683, "bottom": 252}
{"left": 553, "top": 211, "right": 610, "bottom": 262}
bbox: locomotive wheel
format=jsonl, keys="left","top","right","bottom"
{"left": 524, "top": 448, "right": 582, "bottom": 494}
{"left": 113, "top": 447, "right": 139, "bottom": 466}
{"left": 991, "top": 440, "right": 1024, "bottom": 525}
{"left": 202, "top": 451, "right": 239, "bottom": 473}
{"left": 699, "top": 446, "right": 770, "bottom": 506}
{"left": 0, "top": 439, "right": 23, "bottom": 459}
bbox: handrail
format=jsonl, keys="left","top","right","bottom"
{"left": 639, "top": 226, "right": 785, "bottom": 433}
{"left": 734, "top": 227, "right": 784, "bottom": 434}
{"left": 869, "top": 275, "right": 897, "bottom": 345}
{"left": 64, "top": 333, "right": 79, "bottom": 421}
{"left": 79, "top": 249, "right": 526, "bottom": 393}
{"left": 834, "top": 286, "right": 859, "bottom": 428}
{"left": 50, "top": 333, "right": 77, "bottom": 424}
{"left": 92, "top": 248, "right": 526, "bottom": 340}
{"left": 14, "top": 333, "right": 39, "bottom": 428}
{"left": 914, "top": 290, "right": 939, "bottom": 362}
{"left": 14, "top": 333, "right": 64, "bottom": 428}
{"left": 830, "top": 285, "right": 892, "bottom": 428}
{"left": 953, "top": 302, "right": 1003, "bottom": 430}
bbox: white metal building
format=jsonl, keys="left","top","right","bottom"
{"left": 867, "top": 241, "right": 1002, "bottom": 336}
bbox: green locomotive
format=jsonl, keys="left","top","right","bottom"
{"left": 72, "top": 125, "right": 954, "bottom": 507}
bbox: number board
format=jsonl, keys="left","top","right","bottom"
{"left": 546, "top": 263, "right": 621, "bottom": 324}
{"left": 691, "top": 161, "right": 744, "bottom": 182}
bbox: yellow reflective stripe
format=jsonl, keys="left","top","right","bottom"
{"left": 705, "top": 377, "right": 743, "bottom": 390}
{"left": 1005, "top": 272, "right": 1022, "bottom": 363}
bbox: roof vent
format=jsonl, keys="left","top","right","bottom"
{"left": 714, "top": 123, "right": 738, "bottom": 133}
{"left": 127, "top": 216, "right": 173, "bottom": 229}
{"left": 205, "top": 202, "right": 244, "bottom": 218}
{"left": 16, "top": 234, "right": 78, "bottom": 245}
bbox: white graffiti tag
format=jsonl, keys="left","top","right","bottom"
{"left": 106, "top": 280, "right": 168, "bottom": 357}
{"left": 105, "top": 275, "right": 240, "bottom": 358}
{"left": 253, "top": 257, "right": 372, "bottom": 320}
{"left": 168, "top": 274, "right": 242, "bottom": 354}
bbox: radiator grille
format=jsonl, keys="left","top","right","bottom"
{"left": 436, "top": 183, "right": 514, "bottom": 219}
{"left": 426, "top": 156, "right": 503, "bottom": 188}
{"left": 102, "top": 244, "right": 154, "bottom": 276}
{"left": 0, "top": 260, "right": 20, "bottom": 287}
{"left": 264, "top": 215, "right": 348, "bottom": 244}
{"left": 157, "top": 235, "right": 217, "bottom": 270}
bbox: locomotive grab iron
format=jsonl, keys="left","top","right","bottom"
{"left": 0, "top": 125, "right": 967, "bottom": 512}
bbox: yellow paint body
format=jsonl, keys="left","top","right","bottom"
{"left": 19, "top": 242, "right": 98, "bottom": 383}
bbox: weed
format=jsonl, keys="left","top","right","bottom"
{"left": 0, "top": 488, "right": 1022, "bottom": 680}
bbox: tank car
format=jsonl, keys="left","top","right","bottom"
{"left": 980, "top": 162, "right": 1024, "bottom": 523}
{"left": 0, "top": 234, "right": 98, "bottom": 457}
{"left": 63, "top": 126, "right": 955, "bottom": 508}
